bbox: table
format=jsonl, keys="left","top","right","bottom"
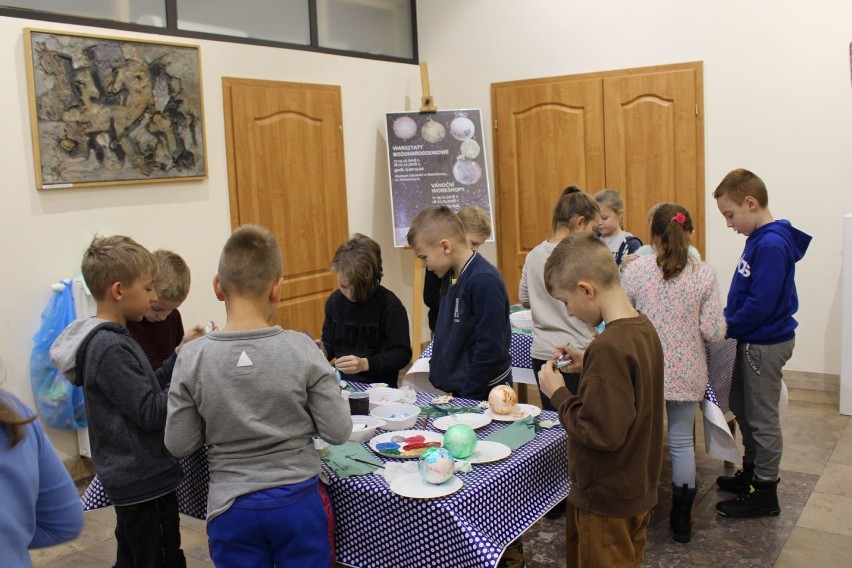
{"left": 80, "top": 385, "right": 570, "bottom": 568}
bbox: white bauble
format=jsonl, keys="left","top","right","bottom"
{"left": 488, "top": 385, "right": 518, "bottom": 415}
{"left": 460, "top": 139, "right": 481, "bottom": 160}
{"left": 421, "top": 119, "right": 446, "bottom": 143}
{"left": 450, "top": 115, "right": 476, "bottom": 140}
{"left": 452, "top": 155, "right": 482, "bottom": 186}
{"left": 392, "top": 116, "right": 418, "bottom": 140}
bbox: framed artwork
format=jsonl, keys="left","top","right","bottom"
{"left": 24, "top": 29, "right": 207, "bottom": 189}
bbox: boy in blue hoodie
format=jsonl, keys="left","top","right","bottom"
{"left": 712, "top": 168, "right": 811, "bottom": 518}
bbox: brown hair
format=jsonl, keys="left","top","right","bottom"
{"left": 406, "top": 206, "right": 466, "bottom": 247}
{"left": 713, "top": 168, "right": 769, "bottom": 207}
{"left": 457, "top": 206, "right": 491, "bottom": 239}
{"left": 553, "top": 186, "right": 600, "bottom": 232}
{"left": 152, "top": 250, "right": 191, "bottom": 303}
{"left": 544, "top": 232, "right": 619, "bottom": 295}
{"left": 218, "top": 225, "right": 283, "bottom": 297}
{"left": 651, "top": 203, "right": 694, "bottom": 280}
{"left": 594, "top": 188, "right": 626, "bottom": 228}
{"left": 81, "top": 235, "right": 158, "bottom": 300}
{"left": 331, "top": 233, "right": 383, "bottom": 303}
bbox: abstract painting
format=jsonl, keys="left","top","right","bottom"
{"left": 24, "top": 29, "right": 207, "bottom": 189}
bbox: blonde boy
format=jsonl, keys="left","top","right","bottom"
{"left": 538, "top": 232, "right": 664, "bottom": 567}
{"left": 407, "top": 205, "right": 511, "bottom": 400}
{"left": 51, "top": 235, "right": 186, "bottom": 566}
{"left": 165, "top": 225, "right": 351, "bottom": 566}
{"left": 713, "top": 168, "right": 811, "bottom": 518}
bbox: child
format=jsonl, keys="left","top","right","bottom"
{"left": 424, "top": 206, "right": 491, "bottom": 333}
{"left": 50, "top": 235, "right": 186, "bottom": 567}
{"left": 519, "top": 186, "right": 599, "bottom": 407}
{"left": 712, "top": 168, "right": 811, "bottom": 518}
{"left": 630, "top": 202, "right": 701, "bottom": 263}
{"left": 538, "top": 232, "right": 664, "bottom": 567}
{"left": 407, "top": 206, "right": 512, "bottom": 400}
{"left": 127, "top": 249, "right": 207, "bottom": 370}
{"left": 594, "top": 188, "right": 643, "bottom": 266}
{"left": 165, "top": 224, "right": 351, "bottom": 567}
{"left": 1, "top": 387, "right": 84, "bottom": 566}
{"left": 321, "top": 233, "right": 412, "bottom": 384}
{"left": 622, "top": 204, "right": 726, "bottom": 543}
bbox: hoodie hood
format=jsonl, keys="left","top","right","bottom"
{"left": 754, "top": 219, "right": 811, "bottom": 262}
{"left": 50, "top": 317, "right": 124, "bottom": 386}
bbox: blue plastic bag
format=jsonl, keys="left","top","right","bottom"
{"left": 29, "top": 280, "right": 87, "bottom": 429}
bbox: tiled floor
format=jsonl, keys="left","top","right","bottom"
{"left": 31, "top": 388, "right": 851, "bottom": 567}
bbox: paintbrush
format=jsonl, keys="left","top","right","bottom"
{"left": 346, "top": 455, "right": 383, "bottom": 468}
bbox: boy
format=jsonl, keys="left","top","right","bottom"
{"left": 51, "top": 235, "right": 186, "bottom": 567}
{"left": 407, "top": 206, "right": 511, "bottom": 400}
{"left": 713, "top": 168, "right": 811, "bottom": 518}
{"left": 538, "top": 232, "right": 664, "bottom": 566}
{"left": 165, "top": 225, "right": 351, "bottom": 566}
{"left": 423, "top": 206, "right": 492, "bottom": 333}
{"left": 127, "top": 249, "right": 193, "bottom": 370}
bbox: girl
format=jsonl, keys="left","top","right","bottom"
{"left": 321, "top": 234, "right": 412, "bottom": 384}
{"left": 621, "top": 204, "right": 726, "bottom": 544}
{"left": 594, "top": 188, "right": 642, "bottom": 266}
{"left": 1, "top": 385, "right": 84, "bottom": 565}
{"left": 519, "top": 186, "right": 600, "bottom": 407}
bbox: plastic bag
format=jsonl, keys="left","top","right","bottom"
{"left": 29, "top": 279, "right": 87, "bottom": 429}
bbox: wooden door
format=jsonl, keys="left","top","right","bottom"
{"left": 491, "top": 78, "right": 606, "bottom": 303}
{"left": 603, "top": 64, "right": 704, "bottom": 250}
{"left": 223, "top": 78, "right": 349, "bottom": 336}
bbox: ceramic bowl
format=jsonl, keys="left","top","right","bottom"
{"left": 368, "top": 387, "right": 405, "bottom": 410}
{"left": 370, "top": 403, "right": 421, "bottom": 431}
{"left": 349, "top": 415, "right": 387, "bottom": 443}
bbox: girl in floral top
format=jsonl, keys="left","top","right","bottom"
{"left": 622, "top": 203, "right": 726, "bottom": 545}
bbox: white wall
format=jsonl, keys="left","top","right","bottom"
{"left": 0, "top": 16, "right": 421, "bottom": 459}
{"left": 417, "top": 0, "right": 852, "bottom": 378}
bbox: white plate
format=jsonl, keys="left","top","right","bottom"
{"left": 433, "top": 413, "right": 492, "bottom": 431}
{"left": 485, "top": 403, "right": 542, "bottom": 422}
{"left": 368, "top": 430, "right": 444, "bottom": 459}
{"left": 467, "top": 441, "right": 512, "bottom": 464}
{"left": 389, "top": 473, "right": 463, "bottom": 499}
{"left": 509, "top": 309, "right": 534, "bottom": 329}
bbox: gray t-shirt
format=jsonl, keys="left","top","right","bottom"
{"left": 165, "top": 326, "right": 352, "bottom": 520}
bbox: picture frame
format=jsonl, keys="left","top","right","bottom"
{"left": 24, "top": 28, "right": 207, "bottom": 189}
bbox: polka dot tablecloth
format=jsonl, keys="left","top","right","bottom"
{"left": 80, "top": 385, "right": 569, "bottom": 568}
{"left": 420, "top": 331, "right": 533, "bottom": 371}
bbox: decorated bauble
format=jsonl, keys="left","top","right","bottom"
{"left": 452, "top": 155, "right": 482, "bottom": 186}
{"left": 443, "top": 424, "right": 478, "bottom": 459}
{"left": 418, "top": 447, "right": 455, "bottom": 484}
{"left": 392, "top": 116, "right": 418, "bottom": 140}
{"left": 450, "top": 114, "right": 476, "bottom": 140}
{"left": 488, "top": 385, "right": 518, "bottom": 415}
{"left": 460, "top": 139, "right": 481, "bottom": 160}
{"left": 421, "top": 119, "right": 446, "bottom": 144}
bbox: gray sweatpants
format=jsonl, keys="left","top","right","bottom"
{"left": 729, "top": 338, "right": 794, "bottom": 481}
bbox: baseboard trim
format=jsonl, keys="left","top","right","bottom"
{"left": 785, "top": 370, "right": 839, "bottom": 393}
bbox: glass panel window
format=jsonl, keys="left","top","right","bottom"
{"left": 176, "top": 0, "right": 310, "bottom": 44}
{"left": 1, "top": 0, "right": 166, "bottom": 26}
{"left": 316, "top": 0, "right": 413, "bottom": 59}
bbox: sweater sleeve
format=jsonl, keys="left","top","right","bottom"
{"left": 305, "top": 349, "right": 353, "bottom": 445}
{"left": 700, "top": 266, "right": 727, "bottom": 343}
{"left": 29, "top": 417, "right": 84, "bottom": 549}
{"left": 95, "top": 343, "right": 168, "bottom": 432}
{"left": 423, "top": 270, "right": 442, "bottom": 313}
{"left": 165, "top": 349, "right": 205, "bottom": 457}
{"left": 321, "top": 295, "right": 336, "bottom": 361}
{"left": 519, "top": 256, "right": 530, "bottom": 304}
{"left": 468, "top": 274, "right": 511, "bottom": 382}
{"left": 726, "top": 245, "right": 788, "bottom": 338}
{"left": 363, "top": 293, "right": 412, "bottom": 380}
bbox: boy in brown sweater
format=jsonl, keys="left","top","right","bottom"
{"left": 538, "top": 232, "right": 665, "bottom": 567}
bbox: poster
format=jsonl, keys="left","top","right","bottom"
{"left": 385, "top": 109, "right": 492, "bottom": 247}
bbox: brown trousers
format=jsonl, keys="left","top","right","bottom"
{"left": 565, "top": 502, "right": 651, "bottom": 567}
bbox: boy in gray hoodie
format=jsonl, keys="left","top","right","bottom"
{"left": 165, "top": 225, "right": 351, "bottom": 567}
{"left": 51, "top": 235, "right": 186, "bottom": 567}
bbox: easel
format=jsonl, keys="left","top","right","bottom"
{"left": 408, "top": 63, "right": 437, "bottom": 360}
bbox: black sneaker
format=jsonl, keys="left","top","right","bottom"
{"left": 716, "top": 462, "right": 754, "bottom": 493}
{"left": 716, "top": 478, "right": 781, "bottom": 518}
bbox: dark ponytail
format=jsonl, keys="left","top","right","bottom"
{"left": 1, "top": 397, "right": 35, "bottom": 448}
{"left": 651, "top": 203, "right": 693, "bottom": 280}
{"left": 552, "top": 186, "right": 600, "bottom": 233}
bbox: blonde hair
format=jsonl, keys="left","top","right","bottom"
{"left": 331, "top": 234, "right": 383, "bottom": 303}
{"left": 81, "top": 235, "right": 158, "bottom": 300}
{"left": 713, "top": 168, "right": 769, "bottom": 207}
{"left": 218, "top": 225, "right": 283, "bottom": 297}
{"left": 152, "top": 250, "right": 191, "bottom": 303}
{"left": 553, "top": 187, "right": 600, "bottom": 232}
{"left": 595, "top": 188, "right": 626, "bottom": 229}
{"left": 457, "top": 206, "right": 491, "bottom": 239}
{"left": 544, "top": 232, "right": 619, "bottom": 294}
{"left": 406, "top": 206, "right": 466, "bottom": 247}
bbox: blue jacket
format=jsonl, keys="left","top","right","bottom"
{"left": 430, "top": 253, "right": 512, "bottom": 400}
{"left": 725, "top": 220, "right": 811, "bottom": 344}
